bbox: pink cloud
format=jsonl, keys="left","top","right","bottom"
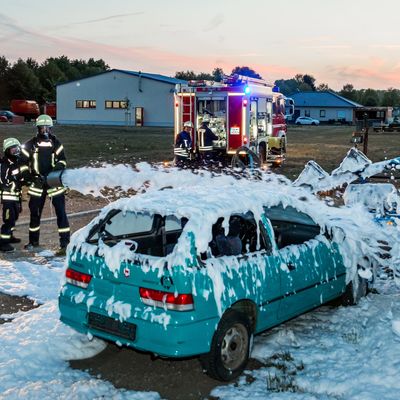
{"left": 325, "top": 63, "right": 400, "bottom": 89}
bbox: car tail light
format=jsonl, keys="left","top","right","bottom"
{"left": 66, "top": 268, "right": 92, "bottom": 289}
{"left": 139, "top": 287, "right": 194, "bottom": 311}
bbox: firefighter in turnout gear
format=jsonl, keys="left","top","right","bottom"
{"left": 198, "top": 116, "right": 218, "bottom": 163}
{"left": 0, "top": 138, "right": 30, "bottom": 252}
{"left": 21, "top": 114, "right": 70, "bottom": 253}
{"left": 174, "top": 121, "right": 193, "bottom": 166}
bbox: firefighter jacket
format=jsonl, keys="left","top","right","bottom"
{"left": 174, "top": 130, "right": 192, "bottom": 158}
{"left": 0, "top": 157, "right": 30, "bottom": 202}
{"left": 21, "top": 135, "right": 67, "bottom": 198}
{"left": 198, "top": 126, "right": 218, "bottom": 152}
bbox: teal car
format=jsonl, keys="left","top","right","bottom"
{"left": 59, "top": 190, "right": 365, "bottom": 381}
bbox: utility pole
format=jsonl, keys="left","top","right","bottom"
{"left": 363, "top": 112, "right": 369, "bottom": 155}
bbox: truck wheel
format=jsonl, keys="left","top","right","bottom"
{"left": 200, "top": 309, "right": 251, "bottom": 381}
{"left": 341, "top": 274, "right": 368, "bottom": 306}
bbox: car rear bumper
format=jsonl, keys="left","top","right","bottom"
{"left": 59, "top": 287, "right": 218, "bottom": 358}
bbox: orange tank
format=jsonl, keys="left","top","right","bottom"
{"left": 10, "top": 99, "right": 40, "bottom": 121}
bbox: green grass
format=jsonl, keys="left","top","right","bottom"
{"left": 280, "top": 125, "right": 400, "bottom": 178}
{"left": 1, "top": 123, "right": 399, "bottom": 177}
{"left": 0, "top": 124, "right": 174, "bottom": 167}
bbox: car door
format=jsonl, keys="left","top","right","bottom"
{"left": 204, "top": 213, "right": 282, "bottom": 332}
{"left": 263, "top": 206, "right": 328, "bottom": 320}
{"left": 255, "top": 215, "right": 283, "bottom": 331}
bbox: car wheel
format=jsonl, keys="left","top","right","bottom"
{"left": 200, "top": 309, "right": 251, "bottom": 381}
{"left": 296, "top": 122, "right": 301, "bottom": 125}
{"left": 311, "top": 122, "right": 316, "bottom": 125}
{"left": 341, "top": 274, "right": 368, "bottom": 306}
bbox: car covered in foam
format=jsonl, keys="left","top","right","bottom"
{"left": 59, "top": 179, "right": 383, "bottom": 381}
{"left": 344, "top": 183, "right": 400, "bottom": 227}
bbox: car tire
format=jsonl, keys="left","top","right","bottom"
{"left": 296, "top": 122, "right": 301, "bottom": 125}
{"left": 311, "top": 122, "right": 316, "bottom": 125}
{"left": 341, "top": 274, "right": 368, "bottom": 306}
{"left": 200, "top": 309, "right": 251, "bottom": 381}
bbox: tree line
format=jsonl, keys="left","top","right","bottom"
{"left": 0, "top": 56, "right": 109, "bottom": 108}
{"left": 1, "top": 56, "right": 399, "bottom": 109}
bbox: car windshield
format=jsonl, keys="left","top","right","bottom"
{"left": 87, "top": 210, "right": 187, "bottom": 257}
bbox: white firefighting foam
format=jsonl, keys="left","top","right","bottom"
{"left": 68, "top": 170, "right": 399, "bottom": 321}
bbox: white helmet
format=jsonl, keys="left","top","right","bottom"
{"left": 183, "top": 121, "right": 193, "bottom": 128}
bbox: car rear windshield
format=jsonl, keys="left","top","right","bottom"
{"left": 86, "top": 210, "right": 187, "bottom": 257}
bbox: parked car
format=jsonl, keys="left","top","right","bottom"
{"left": 344, "top": 183, "right": 400, "bottom": 227}
{"left": 295, "top": 116, "right": 320, "bottom": 125}
{"left": 388, "top": 116, "right": 400, "bottom": 132}
{"left": 0, "top": 110, "right": 16, "bottom": 122}
{"left": 59, "top": 186, "right": 368, "bottom": 382}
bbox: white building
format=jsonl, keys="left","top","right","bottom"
{"left": 290, "top": 91, "right": 363, "bottom": 124}
{"left": 56, "top": 69, "right": 186, "bottom": 127}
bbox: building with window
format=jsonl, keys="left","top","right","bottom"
{"left": 56, "top": 69, "right": 186, "bottom": 127}
{"left": 290, "top": 91, "right": 363, "bottom": 124}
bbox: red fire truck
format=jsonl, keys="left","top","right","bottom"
{"left": 174, "top": 74, "right": 294, "bottom": 165}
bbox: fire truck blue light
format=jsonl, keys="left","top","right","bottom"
{"left": 244, "top": 86, "right": 251, "bottom": 94}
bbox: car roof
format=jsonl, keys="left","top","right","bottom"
{"left": 84, "top": 178, "right": 343, "bottom": 242}
{"left": 70, "top": 174, "right": 386, "bottom": 263}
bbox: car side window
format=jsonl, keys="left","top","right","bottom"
{"left": 164, "top": 216, "right": 188, "bottom": 255}
{"left": 206, "top": 213, "right": 271, "bottom": 258}
{"left": 263, "top": 205, "right": 321, "bottom": 250}
{"left": 271, "top": 220, "right": 320, "bottom": 250}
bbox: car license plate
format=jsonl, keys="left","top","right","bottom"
{"left": 88, "top": 312, "right": 136, "bottom": 341}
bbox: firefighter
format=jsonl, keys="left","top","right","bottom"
{"left": 198, "top": 116, "right": 218, "bottom": 163}
{"left": 174, "top": 121, "right": 193, "bottom": 166}
{"left": 21, "top": 114, "right": 70, "bottom": 254}
{"left": 0, "top": 138, "right": 29, "bottom": 252}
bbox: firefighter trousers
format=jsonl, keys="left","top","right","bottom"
{"left": 0, "top": 201, "right": 20, "bottom": 243}
{"left": 28, "top": 192, "right": 70, "bottom": 247}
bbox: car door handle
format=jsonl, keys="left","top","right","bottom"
{"left": 287, "top": 263, "right": 296, "bottom": 271}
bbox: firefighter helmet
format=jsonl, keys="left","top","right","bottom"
{"left": 183, "top": 121, "right": 193, "bottom": 128}
{"left": 3, "top": 137, "right": 21, "bottom": 152}
{"left": 36, "top": 114, "right": 53, "bottom": 127}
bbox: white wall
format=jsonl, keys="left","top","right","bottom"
{"left": 57, "top": 71, "right": 175, "bottom": 127}
{"left": 297, "top": 107, "right": 353, "bottom": 122}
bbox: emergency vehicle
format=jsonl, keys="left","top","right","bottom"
{"left": 174, "top": 74, "right": 294, "bottom": 166}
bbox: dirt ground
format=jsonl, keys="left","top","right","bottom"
{"left": 8, "top": 190, "right": 108, "bottom": 252}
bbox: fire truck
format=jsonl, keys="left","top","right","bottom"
{"left": 174, "top": 74, "right": 294, "bottom": 166}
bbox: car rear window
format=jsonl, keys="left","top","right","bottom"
{"left": 106, "top": 211, "right": 154, "bottom": 236}
{"left": 87, "top": 211, "right": 187, "bottom": 257}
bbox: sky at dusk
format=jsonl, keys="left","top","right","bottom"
{"left": 1, "top": 0, "right": 400, "bottom": 90}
